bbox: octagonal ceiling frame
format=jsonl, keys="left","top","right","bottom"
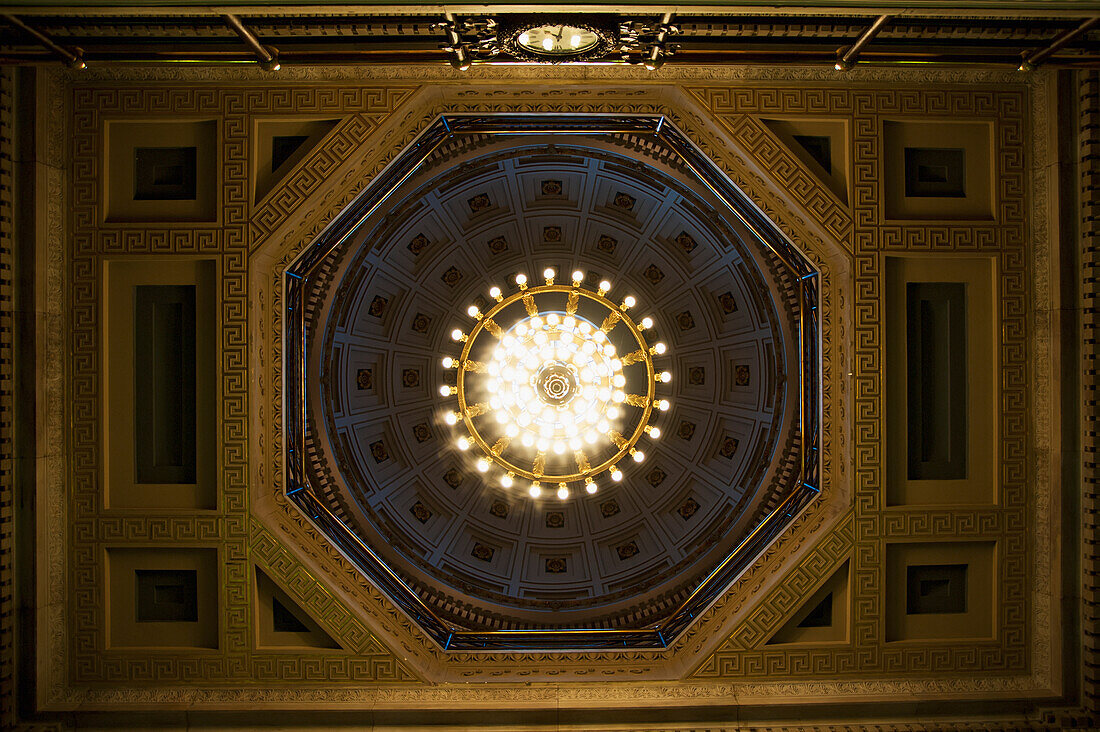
{"left": 283, "top": 113, "right": 821, "bottom": 652}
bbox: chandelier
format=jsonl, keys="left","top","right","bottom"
{"left": 440, "top": 268, "right": 670, "bottom": 500}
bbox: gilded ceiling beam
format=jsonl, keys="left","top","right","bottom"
{"left": 1, "top": 13, "right": 85, "bottom": 68}
{"left": 223, "top": 12, "right": 280, "bottom": 70}
{"left": 834, "top": 13, "right": 891, "bottom": 71}
{"left": 1018, "top": 15, "right": 1099, "bottom": 70}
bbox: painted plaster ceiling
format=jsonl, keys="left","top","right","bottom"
{"left": 294, "top": 127, "right": 808, "bottom": 635}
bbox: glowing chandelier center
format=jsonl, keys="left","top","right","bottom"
{"left": 487, "top": 313, "right": 624, "bottom": 454}
{"left": 535, "top": 362, "right": 577, "bottom": 406}
{"left": 441, "top": 268, "right": 671, "bottom": 500}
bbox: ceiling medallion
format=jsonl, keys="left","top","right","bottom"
{"left": 440, "top": 267, "right": 670, "bottom": 500}
{"left": 436, "top": 14, "right": 678, "bottom": 69}
{"left": 498, "top": 17, "right": 617, "bottom": 63}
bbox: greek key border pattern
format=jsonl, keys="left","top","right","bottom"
{"left": 66, "top": 84, "right": 416, "bottom": 684}
{"left": 688, "top": 84, "right": 1030, "bottom": 677}
{"left": 48, "top": 72, "right": 1048, "bottom": 710}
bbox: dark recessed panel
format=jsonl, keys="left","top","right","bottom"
{"left": 272, "top": 596, "right": 310, "bottom": 633}
{"left": 904, "top": 147, "right": 965, "bottom": 198}
{"left": 798, "top": 592, "right": 833, "bottom": 628}
{"left": 135, "top": 569, "right": 198, "bottom": 622}
{"left": 134, "top": 285, "right": 197, "bottom": 484}
{"left": 906, "top": 282, "right": 967, "bottom": 480}
{"left": 793, "top": 134, "right": 832, "bottom": 173}
{"left": 271, "top": 135, "right": 309, "bottom": 172}
{"left": 133, "top": 146, "right": 197, "bottom": 200}
{"left": 906, "top": 563, "right": 967, "bottom": 614}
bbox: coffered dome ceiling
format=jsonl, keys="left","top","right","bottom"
{"left": 287, "top": 116, "right": 819, "bottom": 647}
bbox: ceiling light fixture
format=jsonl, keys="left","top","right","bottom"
{"left": 440, "top": 268, "right": 670, "bottom": 499}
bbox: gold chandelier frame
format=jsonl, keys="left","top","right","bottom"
{"left": 448, "top": 272, "right": 662, "bottom": 491}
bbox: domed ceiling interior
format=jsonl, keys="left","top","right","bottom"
{"left": 285, "top": 115, "right": 820, "bottom": 650}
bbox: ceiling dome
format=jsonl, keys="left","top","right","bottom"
{"left": 286, "top": 116, "right": 817, "bottom": 647}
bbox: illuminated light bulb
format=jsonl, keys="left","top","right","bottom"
{"left": 515, "top": 273, "right": 528, "bottom": 287}
{"left": 654, "top": 342, "right": 667, "bottom": 355}
{"left": 516, "top": 322, "right": 528, "bottom": 336}
{"left": 451, "top": 329, "right": 465, "bottom": 341}
{"left": 444, "top": 412, "right": 458, "bottom": 426}
{"left": 610, "top": 467, "right": 623, "bottom": 482}
{"left": 542, "top": 36, "right": 553, "bottom": 51}
{"left": 658, "top": 399, "right": 670, "bottom": 411}
{"left": 476, "top": 458, "right": 490, "bottom": 472}
{"left": 612, "top": 375, "right": 626, "bottom": 388}
{"left": 598, "top": 279, "right": 612, "bottom": 294}
{"left": 553, "top": 441, "right": 566, "bottom": 455}
{"left": 569, "top": 437, "right": 581, "bottom": 450}
{"left": 646, "top": 425, "right": 661, "bottom": 439}
{"left": 495, "top": 411, "right": 508, "bottom": 424}
{"left": 640, "top": 317, "right": 654, "bottom": 330}
{"left": 547, "top": 313, "right": 560, "bottom": 326}
{"left": 467, "top": 305, "right": 480, "bottom": 318}
{"left": 501, "top": 473, "right": 514, "bottom": 488}
{"left": 606, "top": 407, "right": 620, "bottom": 420}
{"left": 632, "top": 449, "right": 645, "bottom": 463}
{"left": 557, "top": 484, "right": 569, "bottom": 500}
{"left": 537, "top": 438, "right": 550, "bottom": 451}
{"left": 597, "top": 419, "right": 610, "bottom": 433}
{"left": 519, "top": 33, "right": 530, "bottom": 45}
{"left": 622, "top": 296, "right": 636, "bottom": 309}
{"left": 571, "top": 34, "right": 582, "bottom": 48}
{"left": 584, "top": 430, "right": 598, "bottom": 444}
{"left": 563, "top": 316, "right": 576, "bottom": 329}
{"left": 531, "top": 316, "right": 543, "bottom": 329}
{"left": 603, "top": 344, "right": 616, "bottom": 357}
{"left": 440, "top": 385, "right": 455, "bottom": 396}
{"left": 489, "top": 286, "right": 502, "bottom": 300}
{"left": 612, "top": 390, "right": 626, "bottom": 403}
{"left": 442, "top": 356, "right": 455, "bottom": 368}
{"left": 543, "top": 267, "right": 555, "bottom": 281}
{"left": 457, "top": 437, "right": 470, "bottom": 451}
{"left": 585, "top": 479, "right": 597, "bottom": 494}
{"left": 521, "top": 433, "right": 535, "bottom": 447}
{"left": 529, "top": 482, "right": 541, "bottom": 498}
{"left": 572, "top": 270, "right": 584, "bottom": 284}
{"left": 658, "top": 371, "right": 672, "bottom": 383}
{"left": 506, "top": 423, "right": 519, "bottom": 437}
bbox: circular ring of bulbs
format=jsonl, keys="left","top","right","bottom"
{"left": 440, "top": 269, "right": 670, "bottom": 498}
